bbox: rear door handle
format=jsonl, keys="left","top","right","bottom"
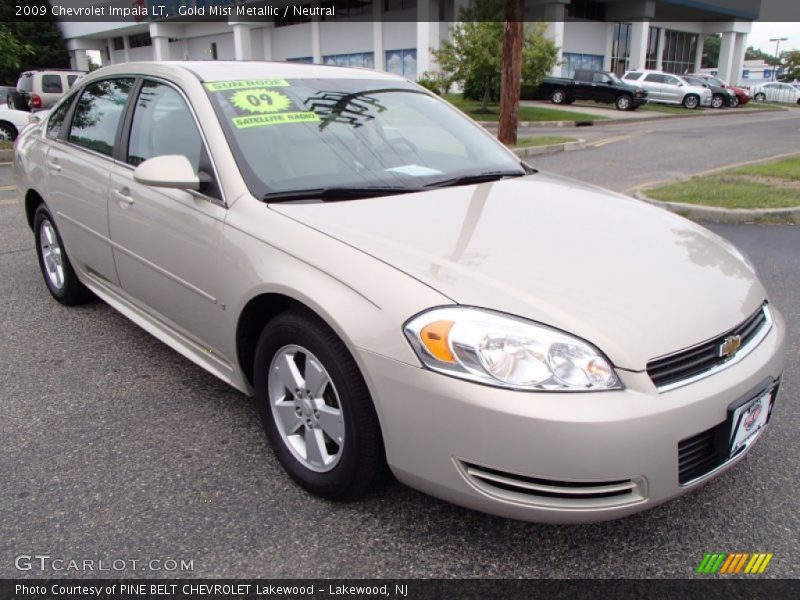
{"left": 46, "top": 159, "right": 61, "bottom": 172}
{"left": 112, "top": 187, "right": 134, "bottom": 205}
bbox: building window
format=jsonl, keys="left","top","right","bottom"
{"left": 323, "top": 52, "right": 375, "bottom": 69}
{"left": 385, "top": 49, "right": 417, "bottom": 79}
{"left": 321, "top": 0, "right": 373, "bottom": 19}
{"left": 661, "top": 30, "right": 698, "bottom": 74}
{"left": 566, "top": 0, "right": 605, "bottom": 21}
{"left": 562, "top": 53, "right": 604, "bottom": 78}
{"left": 384, "top": 0, "right": 416, "bottom": 11}
{"left": 112, "top": 37, "right": 124, "bottom": 51}
{"left": 128, "top": 33, "right": 152, "bottom": 48}
{"left": 286, "top": 57, "right": 314, "bottom": 63}
{"left": 611, "top": 23, "right": 632, "bottom": 76}
{"left": 645, "top": 27, "right": 660, "bottom": 69}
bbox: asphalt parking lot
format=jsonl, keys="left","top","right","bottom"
{"left": 0, "top": 125, "right": 798, "bottom": 578}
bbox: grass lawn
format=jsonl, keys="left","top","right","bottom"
{"left": 443, "top": 94, "right": 606, "bottom": 122}
{"left": 512, "top": 135, "right": 577, "bottom": 148}
{"left": 647, "top": 155, "right": 800, "bottom": 209}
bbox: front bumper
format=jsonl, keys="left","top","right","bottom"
{"left": 357, "top": 308, "right": 786, "bottom": 523}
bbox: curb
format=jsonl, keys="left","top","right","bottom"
{"left": 478, "top": 119, "right": 594, "bottom": 128}
{"left": 511, "top": 138, "right": 586, "bottom": 158}
{"left": 0, "top": 149, "right": 14, "bottom": 161}
{"left": 634, "top": 189, "right": 800, "bottom": 224}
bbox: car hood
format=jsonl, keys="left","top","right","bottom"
{"left": 270, "top": 174, "right": 766, "bottom": 371}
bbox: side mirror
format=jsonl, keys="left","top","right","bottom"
{"left": 677, "top": 83, "right": 684, "bottom": 87}
{"left": 133, "top": 155, "right": 203, "bottom": 190}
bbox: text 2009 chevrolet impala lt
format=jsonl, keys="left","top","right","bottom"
{"left": 13, "top": 62, "right": 786, "bottom": 523}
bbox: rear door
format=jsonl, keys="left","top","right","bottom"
{"left": 43, "top": 78, "right": 135, "bottom": 286}
{"left": 107, "top": 78, "right": 230, "bottom": 357}
{"left": 642, "top": 73, "right": 665, "bottom": 101}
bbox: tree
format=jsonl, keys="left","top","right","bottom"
{"left": 745, "top": 46, "right": 781, "bottom": 65}
{"left": 0, "top": 0, "right": 70, "bottom": 85}
{"left": 702, "top": 34, "right": 720, "bottom": 68}
{"left": 0, "top": 26, "right": 32, "bottom": 75}
{"left": 778, "top": 50, "right": 800, "bottom": 82}
{"left": 434, "top": 1, "right": 559, "bottom": 113}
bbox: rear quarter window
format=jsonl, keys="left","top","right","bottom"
{"left": 623, "top": 72, "right": 641, "bottom": 81}
{"left": 18, "top": 73, "right": 34, "bottom": 93}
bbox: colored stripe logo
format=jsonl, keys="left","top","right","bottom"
{"left": 696, "top": 552, "right": 773, "bottom": 574}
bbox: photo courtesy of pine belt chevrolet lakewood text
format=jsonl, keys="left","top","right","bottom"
{"left": 13, "top": 62, "right": 786, "bottom": 523}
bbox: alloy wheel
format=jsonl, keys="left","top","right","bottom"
{"left": 268, "top": 345, "right": 344, "bottom": 472}
{"left": 39, "top": 219, "right": 65, "bottom": 290}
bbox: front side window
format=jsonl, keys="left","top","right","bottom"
{"left": 41, "top": 75, "right": 63, "bottom": 94}
{"left": 644, "top": 73, "right": 664, "bottom": 83}
{"left": 664, "top": 76, "right": 680, "bottom": 86}
{"left": 69, "top": 78, "right": 134, "bottom": 156}
{"left": 206, "top": 78, "right": 524, "bottom": 200}
{"left": 127, "top": 80, "right": 203, "bottom": 172}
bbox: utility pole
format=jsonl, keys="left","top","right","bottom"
{"left": 498, "top": 0, "right": 524, "bottom": 146}
{"left": 769, "top": 37, "right": 787, "bottom": 80}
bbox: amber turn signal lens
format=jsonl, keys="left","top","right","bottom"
{"left": 420, "top": 320, "right": 456, "bottom": 363}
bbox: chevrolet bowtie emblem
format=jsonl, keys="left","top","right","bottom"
{"left": 719, "top": 335, "right": 742, "bottom": 358}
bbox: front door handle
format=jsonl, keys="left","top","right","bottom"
{"left": 46, "top": 159, "right": 61, "bottom": 172}
{"left": 112, "top": 187, "right": 134, "bottom": 205}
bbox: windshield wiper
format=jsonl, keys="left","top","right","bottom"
{"left": 263, "top": 186, "right": 417, "bottom": 203}
{"left": 424, "top": 170, "right": 528, "bottom": 189}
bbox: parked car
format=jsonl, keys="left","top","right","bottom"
{"left": 539, "top": 69, "right": 648, "bottom": 110}
{"left": 688, "top": 73, "right": 750, "bottom": 107}
{"left": 0, "top": 107, "right": 37, "bottom": 142}
{"left": 623, "top": 70, "right": 712, "bottom": 108}
{"left": 750, "top": 82, "right": 800, "bottom": 104}
{"left": 679, "top": 75, "right": 735, "bottom": 109}
{"left": 10, "top": 69, "right": 85, "bottom": 112}
{"left": 13, "top": 62, "right": 786, "bottom": 523}
{"left": 0, "top": 85, "right": 15, "bottom": 107}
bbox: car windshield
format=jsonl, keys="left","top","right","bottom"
{"left": 205, "top": 78, "right": 525, "bottom": 201}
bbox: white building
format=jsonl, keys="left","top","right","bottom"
{"left": 58, "top": 0, "right": 759, "bottom": 85}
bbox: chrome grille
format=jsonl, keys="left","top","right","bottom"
{"left": 647, "top": 304, "right": 770, "bottom": 391}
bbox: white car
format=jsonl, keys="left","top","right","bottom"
{"left": 622, "top": 70, "right": 712, "bottom": 109}
{"left": 0, "top": 108, "right": 38, "bottom": 142}
{"left": 750, "top": 82, "right": 800, "bottom": 104}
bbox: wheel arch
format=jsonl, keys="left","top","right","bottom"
{"left": 0, "top": 120, "right": 19, "bottom": 139}
{"left": 24, "top": 188, "right": 45, "bottom": 230}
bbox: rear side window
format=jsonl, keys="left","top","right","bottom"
{"left": 46, "top": 99, "right": 72, "bottom": 139}
{"left": 41, "top": 75, "right": 63, "bottom": 93}
{"left": 69, "top": 78, "right": 134, "bottom": 156}
{"left": 127, "top": 80, "right": 203, "bottom": 171}
{"left": 644, "top": 74, "right": 665, "bottom": 83}
{"left": 18, "top": 73, "right": 34, "bottom": 92}
{"left": 623, "top": 72, "right": 641, "bottom": 80}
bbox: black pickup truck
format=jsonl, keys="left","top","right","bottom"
{"left": 538, "top": 69, "right": 648, "bottom": 110}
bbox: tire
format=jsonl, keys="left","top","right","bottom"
{"left": 550, "top": 88, "right": 567, "bottom": 104}
{"left": 682, "top": 94, "right": 700, "bottom": 109}
{"left": 754, "top": 92, "right": 766, "bottom": 102}
{"left": 615, "top": 94, "right": 632, "bottom": 111}
{"left": 33, "top": 205, "right": 93, "bottom": 305}
{"left": 7, "top": 90, "right": 29, "bottom": 111}
{"left": 0, "top": 121, "right": 17, "bottom": 142}
{"left": 711, "top": 94, "right": 725, "bottom": 109}
{"left": 728, "top": 95, "right": 740, "bottom": 108}
{"left": 253, "top": 309, "right": 386, "bottom": 500}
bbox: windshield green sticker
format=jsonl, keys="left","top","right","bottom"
{"left": 230, "top": 89, "right": 293, "bottom": 114}
{"left": 233, "top": 112, "right": 320, "bottom": 129}
{"left": 205, "top": 79, "right": 289, "bottom": 92}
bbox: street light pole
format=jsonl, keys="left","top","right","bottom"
{"left": 769, "top": 37, "right": 787, "bottom": 81}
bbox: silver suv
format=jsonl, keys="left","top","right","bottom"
{"left": 9, "top": 69, "right": 85, "bottom": 112}
{"left": 622, "top": 70, "right": 712, "bottom": 109}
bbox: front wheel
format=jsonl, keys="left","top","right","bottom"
{"left": 254, "top": 310, "right": 386, "bottom": 500}
{"left": 33, "top": 205, "right": 93, "bottom": 305}
{"left": 683, "top": 94, "right": 700, "bottom": 109}
{"left": 711, "top": 94, "right": 726, "bottom": 109}
{"left": 550, "top": 88, "right": 567, "bottom": 104}
{"left": 728, "top": 95, "right": 740, "bottom": 108}
{"left": 615, "top": 94, "right": 632, "bottom": 110}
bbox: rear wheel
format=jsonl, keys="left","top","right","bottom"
{"left": 254, "top": 310, "right": 386, "bottom": 500}
{"left": 682, "top": 94, "right": 700, "bottom": 109}
{"left": 711, "top": 94, "right": 725, "bottom": 109}
{"left": 33, "top": 205, "right": 93, "bottom": 305}
{"left": 551, "top": 88, "right": 567, "bottom": 104}
{"left": 615, "top": 94, "right": 632, "bottom": 110}
{"left": 0, "top": 121, "right": 17, "bottom": 142}
{"left": 754, "top": 92, "right": 766, "bottom": 102}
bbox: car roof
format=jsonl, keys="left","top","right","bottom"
{"left": 81, "top": 61, "right": 407, "bottom": 84}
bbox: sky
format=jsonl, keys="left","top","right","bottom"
{"left": 748, "top": 22, "right": 800, "bottom": 55}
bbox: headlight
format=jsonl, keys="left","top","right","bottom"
{"left": 404, "top": 307, "right": 622, "bottom": 391}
